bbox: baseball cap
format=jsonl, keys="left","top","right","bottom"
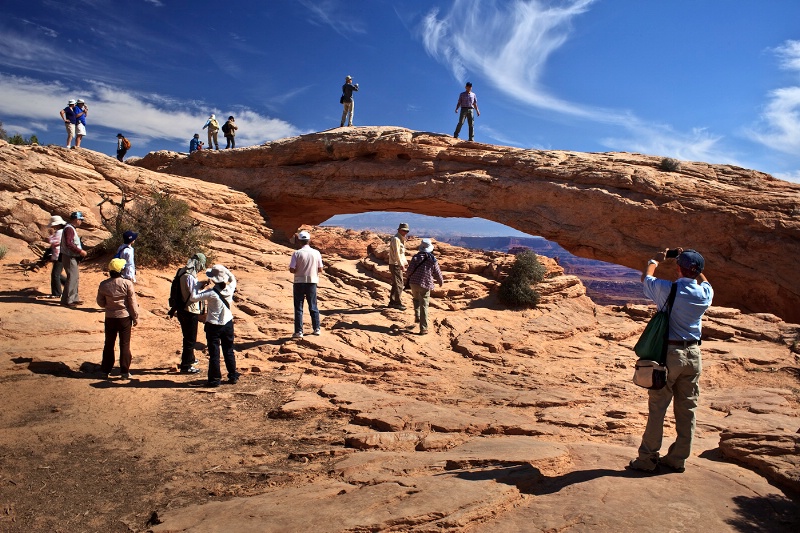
{"left": 677, "top": 249, "right": 705, "bottom": 274}
{"left": 70, "top": 211, "right": 85, "bottom": 220}
{"left": 297, "top": 230, "right": 311, "bottom": 241}
{"left": 123, "top": 230, "right": 138, "bottom": 244}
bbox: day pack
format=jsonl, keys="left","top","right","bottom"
{"left": 221, "top": 122, "right": 231, "bottom": 134}
{"left": 122, "top": 137, "right": 131, "bottom": 150}
{"left": 113, "top": 245, "right": 127, "bottom": 260}
{"left": 167, "top": 267, "right": 189, "bottom": 318}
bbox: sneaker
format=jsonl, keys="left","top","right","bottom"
{"left": 180, "top": 367, "right": 200, "bottom": 374}
{"left": 205, "top": 381, "right": 220, "bottom": 388}
{"left": 292, "top": 332, "right": 303, "bottom": 339}
{"left": 419, "top": 329, "right": 429, "bottom": 335}
{"left": 121, "top": 373, "right": 130, "bottom": 380}
{"left": 312, "top": 329, "right": 321, "bottom": 336}
{"left": 628, "top": 457, "right": 658, "bottom": 473}
{"left": 228, "top": 373, "right": 240, "bottom": 384}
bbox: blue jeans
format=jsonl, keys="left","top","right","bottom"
{"left": 454, "top": 108, "right": 474, "bottom": 140}
{"left": 293, "top": 283, "right": 320, "bottom": 334}
{"left": 204, "top": 320, "right": 236, "bottom": 384}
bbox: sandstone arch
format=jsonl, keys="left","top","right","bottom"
{"left": 137, "top": 127, "right": 800, "bottom": 322}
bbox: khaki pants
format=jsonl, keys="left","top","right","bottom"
{"left": 341, "top": 101, "right": 354, "bottom": 126}
{"left": 637, "top": 345, "right": 702, "bottom": 468}
{"left": 389, "top": 264, "right": 404, "bottom": 306}
{"left": 411, "top": 284, "right": 430, "bottom": 333}
{"left": 207, "top": 129, "right": 219, "bottom": 149}
{"left": 60, "top": 256, "right": 80, "bottom": 305}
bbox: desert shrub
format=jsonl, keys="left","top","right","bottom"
{"left": 660, "top": 157, "right": 681, "bottom": 172}
{"left": 0, "top": 245, "right": 7, "bottom": 260}
{"left": 100, "top": 190, "right": 211, "bottom": 267}
{"left": 498, "top": 250, "right": 546, "bottom": 308}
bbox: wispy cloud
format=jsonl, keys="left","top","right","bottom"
{"left": 418, "top": 0, "right": 743, "bottom": 165}
{"left": 0, "top": 74, "right": 302, "bottom": 146}
{"left": 420, "top": 0, "right": 623, "bottom": 122}
{"left": 297, "top": 0, "right": 366, "bottom": 38}
{"left": 746, "top": 40, "right": 800, "bottom": 155}
{"left": 144, "top": 0, "right": 164, "bottom": 7}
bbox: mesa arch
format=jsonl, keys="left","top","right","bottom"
{"left": 136, "top": 126, "right": 800, "bottom": 323}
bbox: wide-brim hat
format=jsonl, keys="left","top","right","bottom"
{"left": 345, "top": 75, "right": 352, "bottom": 80}
{"left": 49, "top": 215, "right": 66, "bottom": 226}
{"left": 68, "top": 99, "right": 76, "bottom": 105}
{"left": 419, "top": 238, "right": 434, "bottom": 253}
{"left": 206, "top": 264, "right": 229, "bottom": 284}
{"left": 398, "top": 223, "right": 410, "bottom": 232}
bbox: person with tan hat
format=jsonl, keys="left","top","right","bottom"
{"left": 46, "top": 215, "right": 67, "bottom": 298}
{"left": 188, "top": 264, "right": 239, "bottom": 387}
{"left": 387, "top": 222, "right": 409, "bottom": 310}
{"left": 340, "top": 75, "right": 359, "bottom": 127}
{"left": 96, "top": 258, "right": 139, "bottom": 380}
{"left": 60, "top": 211, "right": 88, "bottom": 308}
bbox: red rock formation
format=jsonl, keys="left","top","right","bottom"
{"left": 135, "top": 127, "right": 800, "bottom": 322}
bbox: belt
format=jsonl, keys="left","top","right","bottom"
{"left": 667, "top": 339, "right": 701, "bottom": 347}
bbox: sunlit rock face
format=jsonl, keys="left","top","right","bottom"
{"left": 133, "top": 127, "right": 800, "bottom": 322}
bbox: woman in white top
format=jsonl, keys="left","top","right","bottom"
{"left": 47, "top": 215, "right": 67, "bottom": 297}
{"left": 189, "top": 264, "right": 239, "bottom": 387}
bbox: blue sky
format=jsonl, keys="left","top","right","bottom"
{"left": 1, "top": 0, "right": 799, "bottom": 182}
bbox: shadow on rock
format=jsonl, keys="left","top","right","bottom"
{"left": 726, "top": 494, "right": 800, "bottom": 532}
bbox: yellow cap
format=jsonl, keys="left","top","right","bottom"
{"left": 109, "top": 258, "right": 127, "bottom": 273}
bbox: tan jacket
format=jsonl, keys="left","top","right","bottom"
{"left": 388, "top": 233, "right": 407, "bottom": 267}
{"left": 96, "top": 277, "right": 139, "bottom": 320}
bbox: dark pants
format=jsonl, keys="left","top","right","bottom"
{"left": 117, "top": 148, "right": 128, "bottom": 162}
{"left": 293, "top": 283, "right": 320, "bottom": 334}
{"left": 50, "top": 260, "right": 66, "bottom": 297}
{"left": 225, "top": 136, "right": 235, "bottom": 149}
{"left": 454, "top": 108, "right": 474, "bottom": 140}
{"left": 389, "top": 264, "right": 404, "bottom": 306}
{"left": 204, "top": 320, "right": 236, "bottom": 384}
{"left": 177, "top": 309, "right": 200, "bottom": 370}
{"left": 101, "top": 316, "right": 133, "bottom": 374}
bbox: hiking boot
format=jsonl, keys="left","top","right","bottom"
{"left": 228, "top": 373, "right": 240, "bottom": 384}
{"left": 205, "top": 381, "right": 220, "bottom": 388}
{"left": 628, "top": 457, "right": 658, "bottom": 473}
{"left": 121, "top": 373, "right": 130, "bottom": 380}
{"left": 659, "top": 459, "right": 686, "bottom": 473}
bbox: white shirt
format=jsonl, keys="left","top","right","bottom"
{"left": 289, "top": 245, "right": 323, "bottom": 284}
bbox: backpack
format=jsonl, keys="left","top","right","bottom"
{"left": 122, "top": 137, "right": 131, "bottom": 150}
{"left": 210, "top": 119, "right": 219, "bottom": 130}
{"left": 113, "top": 245, "right": 128, "bottom": 260}
{"left": 221, "top": 121, "right": 230, "bottom": 135}
{"left": 167, "top": 267, "right": 190, "bottom": 318}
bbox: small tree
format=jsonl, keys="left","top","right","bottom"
{"left": 99, "top": 189, "right": 211, "bottom": 266}
{"left": 0, "top": 121, "right": 7, "bottom": 141}
{"left": 498, "top": 250, "right": 546, "bottom": 308}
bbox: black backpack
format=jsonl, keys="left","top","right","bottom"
{"left": 221, "top": 121, "right": 231, "bottom": 134}
{"left": 167, "top": 267, "right": 190, "bottom": 318}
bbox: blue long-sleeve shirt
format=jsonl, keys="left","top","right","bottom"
{"left": 643, "top": 276, "right": 713, "bottom": 340}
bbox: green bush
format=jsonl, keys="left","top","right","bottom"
{"left": 660, "top": 157, "right": 681, "bottom": 172}
{"left": 100, "top": 190, "right": 211, "bottom": 267}
{"left": 498, "top": 250, "right": 546, "bottom": 308}
{"left": 0, "top": 245, "right": 7, "bottom": 260}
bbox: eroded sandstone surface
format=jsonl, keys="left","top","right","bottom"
{"left": 0, "top": 141, "right": 798, "bottom": 532}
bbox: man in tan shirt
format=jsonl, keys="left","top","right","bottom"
{"left": 387, "top": 222, "right": 409, "bottom": 310}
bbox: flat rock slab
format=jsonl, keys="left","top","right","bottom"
{"left": 151, "top": 440, "right": 797, "bottom": 532}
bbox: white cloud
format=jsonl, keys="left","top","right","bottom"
{"left": 0, "top": 74, "right": 302, "bottom": 146}
{"left": 297, "top": 0, "right": 366, "bottom": 38}
{"left": 773, "top": 170, "right": 800, "bottom": 183}
{"left": 420, "top": 0, "right": 630, "bottom": 123}
{"left": 746, "top": 40, "right": 800, "bottom": 155}
{"left": 601, "top": 125, "right": 737, "bottom": 165}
